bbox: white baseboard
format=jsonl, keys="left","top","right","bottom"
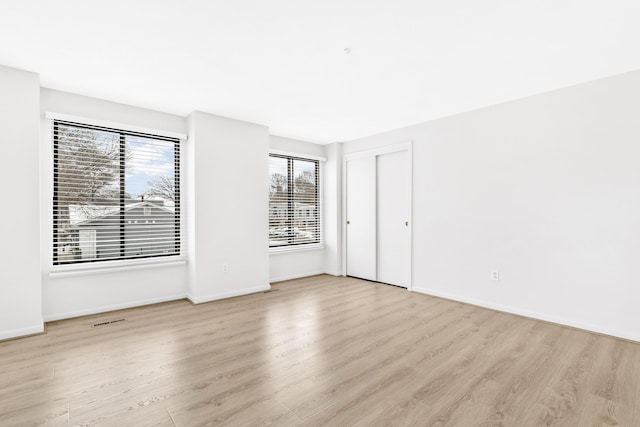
{"left": 412, "top": 286, "right": 640, "bottom": 343}
{"left": 0, "top": 323, "right": 45, "bottom": 341}
{"left": 270, "top": 271, "right": 326, "bottom": 283}
{"left": 43, "top": 294, "right": 188, "bottom": 322}
{"left": 323, "top": 270, "right": 342, "bottom": 277}
{"left": 188, "top": 285, "right": 271, "bottom": 304}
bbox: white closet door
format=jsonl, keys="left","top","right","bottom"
{"left": 346, "top": 156, "right": 377, "bottom": 281}
{"left": 377, "top": 150, "right": 410, "bottom": 287}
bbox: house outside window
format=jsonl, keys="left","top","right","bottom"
{"left": 269, "top": 153, "right": 320, "bottom": 248}
{"left": 52, "top": 120, "right": 181, "bottom": 265}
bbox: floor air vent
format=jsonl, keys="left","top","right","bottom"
{"left": 92, "top": 318, "right": 127, "bottom": 328}
{"left": 263, "top": 288, "right": 280, "bottom": 293}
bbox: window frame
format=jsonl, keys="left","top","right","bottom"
{"left": 51, "top": 118, "right": 183, "bottom": 268}
{"left": 269, "top": 153, "right": 322, "bottom": 250}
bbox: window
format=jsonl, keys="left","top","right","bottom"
{"left": 52, "top": 120, "right": 181, "bottom": 265}
{"left": 269, "top": 154, "right": 320, "bottom": 248}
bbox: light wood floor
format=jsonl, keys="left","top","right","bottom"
{"left": 1, "top": 275, "right": 639, "bottom": 426}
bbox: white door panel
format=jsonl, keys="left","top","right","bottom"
{"left": 346, "top": 156, "right": 377, "bottom": 281}
{"left": 377, "top": 151, "right": 409, "bottom": 287}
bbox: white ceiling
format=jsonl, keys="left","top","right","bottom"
{"left": 2, "top": 1, "right": 640, "bottom": 144}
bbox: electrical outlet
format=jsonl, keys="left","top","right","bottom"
{"left": 491, "top": 271, "right": 500, "bottom": 281}
{"left": 223, "top": 264, "right": 229, "bottom": 273}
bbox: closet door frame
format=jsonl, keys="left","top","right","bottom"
{"left": 341, "top": 141, "right": 413, "bottom": 290}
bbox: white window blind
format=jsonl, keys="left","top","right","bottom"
{"left": 52, "top": 120, "right": 181, "bottom": 265}
{"left": 269, "top": 153, "right": 321, "bottom": 248}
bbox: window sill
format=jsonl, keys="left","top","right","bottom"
{"left": 49, "top": 256, "right": 187, "bottom": 278}
{"left": 269, "top": 244, "right": 325, "bottom": 255}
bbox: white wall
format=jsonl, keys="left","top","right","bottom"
{"left": 270, "top": 249, "right": 326, "bottom": 283}
{"left": 268, "top": 136, "right": 326, "bottom": 282}
{"left": 322, "top": 142, "right": 343, "bottom": 276}
{"left": 187, "top": 111, "right": 270, "bottom": 301}
{"left": 40, "top": 89, "right": 188, "bottom": 321}
{"left": 0, "top": 65, "right": 43, "bottom": 339}
{"left": 341, "top": 70, "right": 640, "bottom": 341}
{"left": 270, "top": 135, "right": 325, "bottom": 158}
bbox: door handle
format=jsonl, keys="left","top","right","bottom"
{"left": 405, "top": 221, "right": 409, "bottom": 226}
{"left": 347, "top": 220, "right": 351, "bottom": 225}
